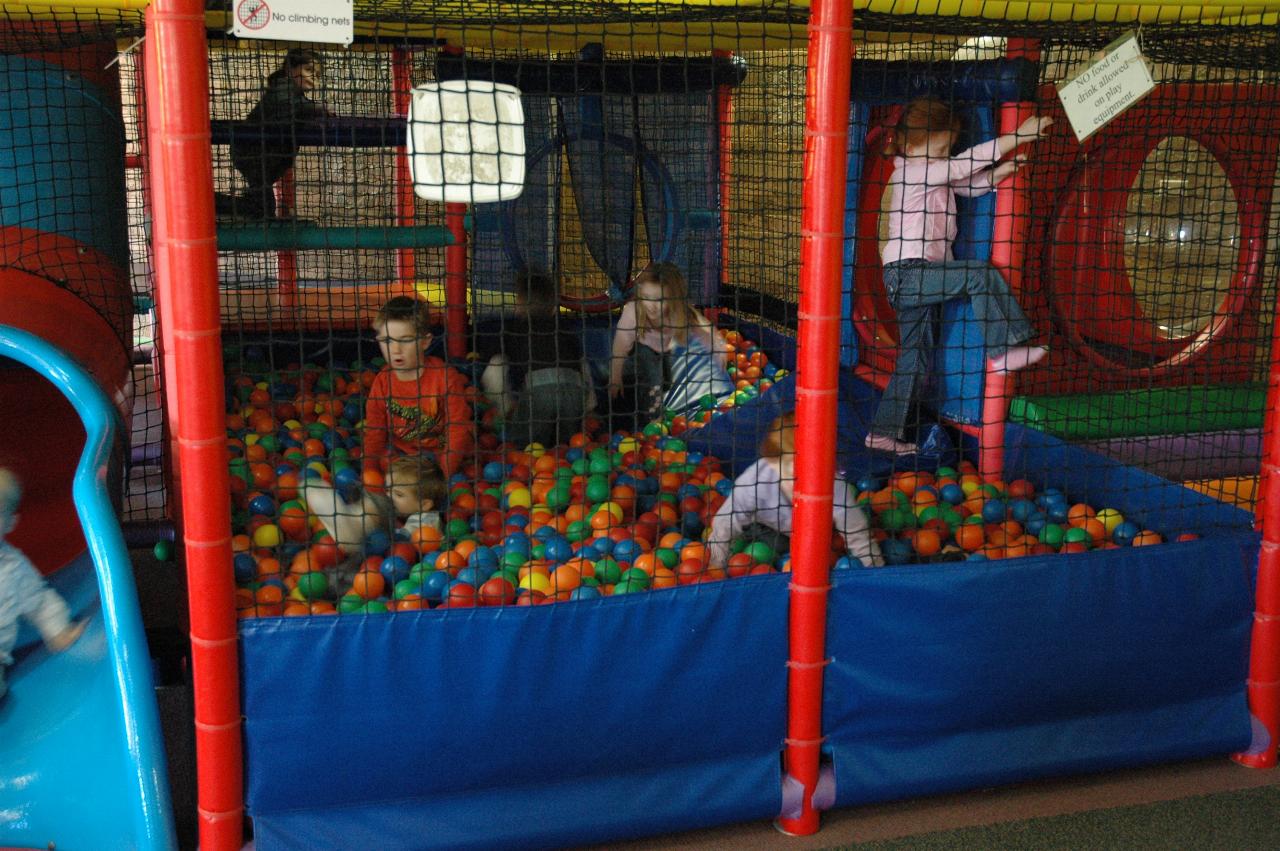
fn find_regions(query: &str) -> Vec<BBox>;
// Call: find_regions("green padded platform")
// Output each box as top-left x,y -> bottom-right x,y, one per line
1008,384 -> 1266,440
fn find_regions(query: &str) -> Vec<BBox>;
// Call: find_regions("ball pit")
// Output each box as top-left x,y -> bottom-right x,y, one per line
224,332 -> 796,618
224,334 -> 1194,619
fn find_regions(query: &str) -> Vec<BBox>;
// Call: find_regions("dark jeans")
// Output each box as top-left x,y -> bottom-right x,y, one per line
870,259 -> 1034,440
506,368 -> 588,449
215,154 -> 294,219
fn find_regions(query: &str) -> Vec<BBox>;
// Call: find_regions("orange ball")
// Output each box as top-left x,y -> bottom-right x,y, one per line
1067,503 -> 1096,527
913,528 -> 942,557
351,570 -> 385,600
410,524 -> 444,555
1132,530 -> 1163,546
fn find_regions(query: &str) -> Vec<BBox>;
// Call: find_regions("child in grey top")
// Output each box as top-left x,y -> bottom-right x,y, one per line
0,468 -> 85,698
707,412 -> 884,570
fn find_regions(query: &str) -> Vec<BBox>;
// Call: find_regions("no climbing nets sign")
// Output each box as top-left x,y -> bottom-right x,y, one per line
1056,32 -> 1155,142
233,0 -> 354,45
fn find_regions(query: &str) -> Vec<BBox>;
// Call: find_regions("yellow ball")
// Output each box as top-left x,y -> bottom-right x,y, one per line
1095,508 -> 1124,534
283,419 -> 303,430
597,501 -> 625,523
255,381 -> 270,391
252,524 -> 283,549
306,461 -> 329,478
525,442 -> 546,458
617,438 -> 640,455
961,479 -> 980,496
506,487 -> 532,509
244,433 -> 261,446
518,572 -> 550,594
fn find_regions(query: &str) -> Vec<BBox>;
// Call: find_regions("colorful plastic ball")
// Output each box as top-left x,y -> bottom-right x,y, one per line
247,493 -> 276,517
880,539 -> 914,565
981,499 -> 1009,524
1112,520 -> 1141,546
1037,523 -> 1065,548
1045,502 -> 1070,524
570,585 -> 601,600
1009,499 -> 1037,523
365,529 -> 391,557
1095,508 -> 1125,535
1024,511 -> 1049,536
585,475 -> 612,504
294,570 -> 329,602
611,539 -> 642,565
543,537 -> 574,564
482,461 -> 506,483
421,570 -> 452,603
233,553 -> 257,583
743,541 -> 775,565
252,524 -> 283,549
939,483 -> 965,505
1063,526 -> 1092,547
379,555 -> 412,586
445,518 -> 472,540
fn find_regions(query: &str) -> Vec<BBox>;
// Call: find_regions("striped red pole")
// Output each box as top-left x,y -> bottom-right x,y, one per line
393,47 -> 417,288
145,2 -> 243,847
777,0 -> 852,836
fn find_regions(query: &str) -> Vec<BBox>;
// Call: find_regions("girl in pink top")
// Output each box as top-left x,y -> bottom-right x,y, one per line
608,262 -> 732,425
866,98 -> 1053,455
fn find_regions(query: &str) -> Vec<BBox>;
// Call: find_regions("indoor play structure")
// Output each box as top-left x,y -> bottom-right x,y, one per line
1,1 -> 1279,850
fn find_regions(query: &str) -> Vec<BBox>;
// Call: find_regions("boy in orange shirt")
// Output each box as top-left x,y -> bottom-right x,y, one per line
363,296 -> 474,479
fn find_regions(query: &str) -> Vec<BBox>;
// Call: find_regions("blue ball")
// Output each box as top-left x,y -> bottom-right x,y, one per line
468,547 -> 498,572
533,524 -> 560,542
939,483 -> 965,505
680,511 -> 703,536
233,553 -> 257,583
677,483 -> 703,501
590,537 -> 615,557
502,533 -> 531,557
1112,520 -> 1141,546
365,528 -> 391,557
611,539 -> 642,564
1024,511 -> 1049,536
687,451 -> 704,465
570,585 -> 602,601
343,401 -> 362,424
320,431 -> 340,452
455,566 -> 490,587
966,552 -> 989,562
1010,498 -> 1036,523
544,537 -> 574,563
379,555 -> 411,586
274,463 -> 297,477
881,538 -> 914,565
1046,503 -> 1070,524
981,499 -> 1009,524
482,461 -> 506,483
714,478 -> 734,497
422,570 -> 452,602
333,466 -> 361,492
565,447 -> 584,463
764,363 -> 778,377
247,493 -> 276,517
615,473 -> 637,489
505,512 -> 529,530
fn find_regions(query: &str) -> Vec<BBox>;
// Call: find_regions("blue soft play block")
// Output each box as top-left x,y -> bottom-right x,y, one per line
823,423 -> 1257,807
241,575 -> 788,850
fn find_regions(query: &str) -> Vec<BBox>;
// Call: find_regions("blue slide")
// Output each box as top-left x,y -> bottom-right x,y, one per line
0,326 -> 176,851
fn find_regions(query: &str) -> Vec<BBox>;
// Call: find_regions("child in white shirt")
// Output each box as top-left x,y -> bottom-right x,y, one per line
387,456 -> 445,537
707,412 -> 884,570
0,468 -> 85,699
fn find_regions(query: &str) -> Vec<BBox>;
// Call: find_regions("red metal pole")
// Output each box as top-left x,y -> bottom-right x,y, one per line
980,38 -> 1040,482
393,47 -> 417,287
776,0 -> 851,836
276,171 -> 298,311
145,3 -> 244,848
444,203 -> 468,357
714,48 -> 734,291
1235,286 -> 1280,768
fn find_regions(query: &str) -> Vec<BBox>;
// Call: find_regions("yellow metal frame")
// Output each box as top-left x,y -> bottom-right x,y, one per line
4,0 -> 1280,34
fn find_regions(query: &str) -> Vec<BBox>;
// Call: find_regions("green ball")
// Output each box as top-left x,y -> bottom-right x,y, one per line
744,541 -> 776,565
917,505 -> 941,525
360,599 -> 389,614
1063,526 -> 1092,546
593,557 -> 622,585
1038,524 -> 1065,547
153,539 -> 174,563
664,438 -> 687,453
257,434 -> 281,453
580,575 -> 600,588
330,447 -> 350,461
566,520 -> 592,543
498,567 -> 521,586
880,508 -> 917,532
409,564 -> 431,584
730,538 -> 747,555
620,567 -> 651,590
611,577 -> 647,595
296,571 -> 329,600
655,547 -> 679,569
585,474 -> 612,504
642,422 -> 665,437
446,518 -> 472,539
306,422 -> 328,439
935,466 -> 958,480
314,374 -> 333,393
546,485 -> 571,510
531,543 -> 546,559
698,393 -> 718,410
937,507 -> 964,529
393,578 -> 420,600
228,458 -> 250,480
338,593 -> 366,613
502,550 -> 528,570
571,458 -> 590,476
